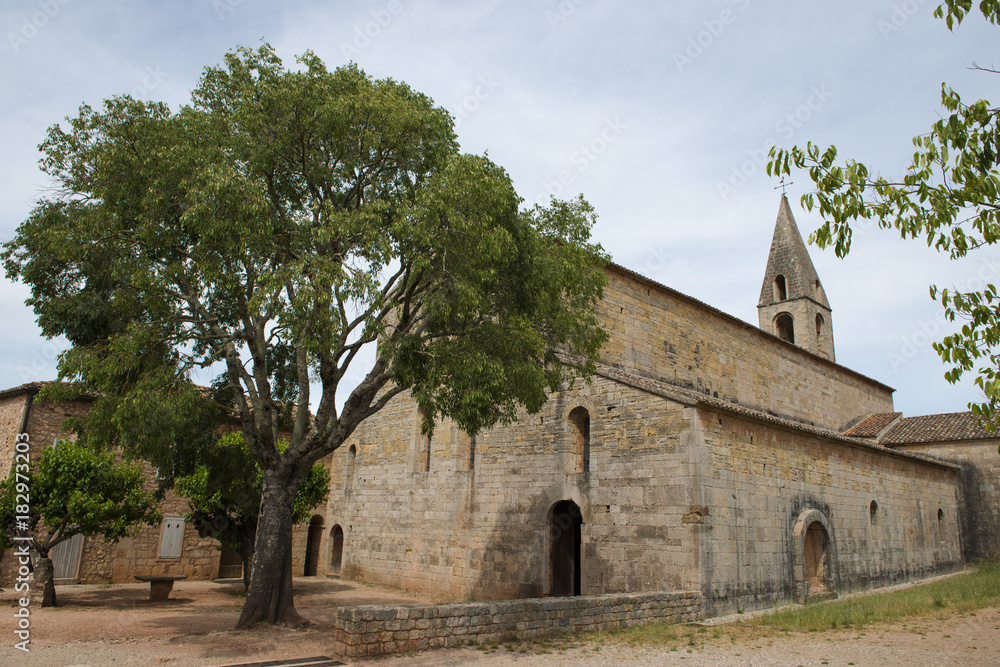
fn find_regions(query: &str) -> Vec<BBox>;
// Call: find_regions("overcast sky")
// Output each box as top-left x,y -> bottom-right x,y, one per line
1,1 -> 996,418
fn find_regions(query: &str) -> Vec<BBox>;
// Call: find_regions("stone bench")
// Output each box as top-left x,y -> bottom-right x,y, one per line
134,575 -> 188,601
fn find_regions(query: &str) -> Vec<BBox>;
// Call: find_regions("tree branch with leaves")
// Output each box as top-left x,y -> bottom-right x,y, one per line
768,0 -> 1000,423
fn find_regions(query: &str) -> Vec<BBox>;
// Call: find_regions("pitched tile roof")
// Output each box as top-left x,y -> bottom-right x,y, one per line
843,412 -> 902,438
881,411 -> 1000,445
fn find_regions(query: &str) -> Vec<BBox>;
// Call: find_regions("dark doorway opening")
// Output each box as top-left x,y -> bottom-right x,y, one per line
550,500 -> 582,596
330,524 -> 344,575
304,515 -> 324,576
217,549 -> 243,579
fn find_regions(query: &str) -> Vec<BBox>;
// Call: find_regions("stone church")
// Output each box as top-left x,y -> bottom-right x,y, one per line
314,195 -> 994,617
2,197 -> 998,619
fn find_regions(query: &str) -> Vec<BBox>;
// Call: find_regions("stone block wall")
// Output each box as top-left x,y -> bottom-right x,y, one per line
0,392 -> 31,480
600,266 -> 894,431
894,440 -> 1000,561
332,590 -> 702,658
327,375 -> 701,601
694,407 -> 964,616
109,483 -> 224,583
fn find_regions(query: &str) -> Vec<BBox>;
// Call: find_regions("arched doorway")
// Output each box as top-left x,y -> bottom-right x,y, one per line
803,521 -> 829,593
303,515 -> 324,576
330,524 -> 344,575
792,508 -> 835,600
550,500 -> 582,596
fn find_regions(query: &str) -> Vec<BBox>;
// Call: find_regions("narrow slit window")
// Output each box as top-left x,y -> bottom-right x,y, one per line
568,407 -> 590,473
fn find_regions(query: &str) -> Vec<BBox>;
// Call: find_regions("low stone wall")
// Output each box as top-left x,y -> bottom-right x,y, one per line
332,590 -> 702,658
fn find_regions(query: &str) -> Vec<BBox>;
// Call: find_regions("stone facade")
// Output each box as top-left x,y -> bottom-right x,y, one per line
0,385 -> 226,585
318,199 -> 967,618
694,406 -> 962,615
842,411 -> 1000,563
599,266 -> 892,432
312,198 -> 977,621
895,440 -> 1000,561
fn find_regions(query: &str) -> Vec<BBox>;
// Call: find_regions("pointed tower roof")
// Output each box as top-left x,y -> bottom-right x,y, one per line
758,195 -> 830,309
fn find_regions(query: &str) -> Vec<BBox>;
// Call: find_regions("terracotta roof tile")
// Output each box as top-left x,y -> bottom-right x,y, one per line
843,412 -> 902,438
881,412 -> 1000,445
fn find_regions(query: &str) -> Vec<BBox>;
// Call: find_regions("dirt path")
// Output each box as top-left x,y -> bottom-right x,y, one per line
1,578 -> 998,666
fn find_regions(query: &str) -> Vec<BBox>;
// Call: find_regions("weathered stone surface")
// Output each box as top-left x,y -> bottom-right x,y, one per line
331,591 -> 702,658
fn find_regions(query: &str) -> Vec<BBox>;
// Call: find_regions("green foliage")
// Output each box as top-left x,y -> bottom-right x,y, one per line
2,43 -> 608,622
174,432 -> 329,552
3,43 -> 608,462
768,3 -> 1000,422
0,440 -> 161,555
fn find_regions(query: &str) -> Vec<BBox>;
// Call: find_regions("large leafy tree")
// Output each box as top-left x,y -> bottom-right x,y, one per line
0,440 -> 161,607
175,433 -> 330,590
768,1 -> 1000,422
3,45 -> 608,626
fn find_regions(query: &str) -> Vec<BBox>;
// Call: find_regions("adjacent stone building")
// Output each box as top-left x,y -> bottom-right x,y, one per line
313,196 -> 974,617
0,382 -> 325,586
846,411 -> 1000,563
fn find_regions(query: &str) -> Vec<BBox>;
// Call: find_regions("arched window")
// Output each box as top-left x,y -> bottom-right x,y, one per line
568,407 -> 590,473
869,500 -> 878,525
815,313 -> 824,339
345,444 -> 356,493
330,525 -> 344,575
774,275 -> 788,301
775,313 -> 795,343
460,431 -> 476,471
414,406 -> 431,473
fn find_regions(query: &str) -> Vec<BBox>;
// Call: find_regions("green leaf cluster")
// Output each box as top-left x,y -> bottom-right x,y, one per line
174,432 -> 329,552
3,44 -> 608,469
0,440 -> 161,555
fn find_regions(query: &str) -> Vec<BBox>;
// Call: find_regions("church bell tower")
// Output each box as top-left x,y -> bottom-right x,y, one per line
757,195 -> 835,361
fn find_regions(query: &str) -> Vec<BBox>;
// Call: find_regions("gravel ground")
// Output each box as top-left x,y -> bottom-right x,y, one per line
0,577 -> 998,666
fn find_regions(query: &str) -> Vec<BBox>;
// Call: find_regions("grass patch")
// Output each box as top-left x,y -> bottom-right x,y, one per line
747,561 -> 1000,634
584,561 -> 1000,650
599,620 -> 681,646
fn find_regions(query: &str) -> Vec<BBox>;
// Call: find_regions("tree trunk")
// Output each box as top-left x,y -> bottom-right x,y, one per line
235,475 -> 303,628
239,522 -> 256,591
31,557 -> 56,607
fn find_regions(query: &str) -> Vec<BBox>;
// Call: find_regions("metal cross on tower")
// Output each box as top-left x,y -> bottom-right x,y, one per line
773,177 -> 794,196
